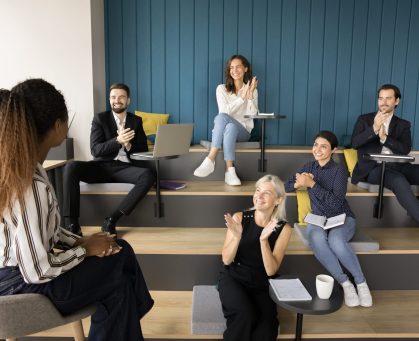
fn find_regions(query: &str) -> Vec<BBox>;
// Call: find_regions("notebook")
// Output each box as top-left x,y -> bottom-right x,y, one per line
159,181 -> 186,190
132,123 -> 193,159
269,278 -> 312,301
304,213 -> 346,230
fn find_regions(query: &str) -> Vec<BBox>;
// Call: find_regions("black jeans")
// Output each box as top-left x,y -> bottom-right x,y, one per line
63,160 -> 155,219
0,239 -> 153,341
367,162 -> 419,223
218,268 -> 279,341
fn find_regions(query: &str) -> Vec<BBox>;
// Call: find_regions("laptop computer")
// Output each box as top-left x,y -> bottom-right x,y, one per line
131,123 -> 194,159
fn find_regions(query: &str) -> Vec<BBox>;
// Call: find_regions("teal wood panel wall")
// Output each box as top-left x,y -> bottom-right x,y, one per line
105,0 -> 419,148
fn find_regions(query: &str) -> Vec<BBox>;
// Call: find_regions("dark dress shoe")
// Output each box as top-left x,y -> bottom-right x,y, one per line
101,217 -> 117,236
67,223 -> 83,237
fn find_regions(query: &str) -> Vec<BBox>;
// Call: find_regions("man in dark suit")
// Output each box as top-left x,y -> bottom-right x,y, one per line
351,84 -> 419,223
63,83 -> 155,236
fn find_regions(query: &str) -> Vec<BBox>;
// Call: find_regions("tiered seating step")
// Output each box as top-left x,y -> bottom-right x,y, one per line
80,180 -> 419,196
82,226 -> 419,255
80,180 -> 418,228
31,290 -> 419,340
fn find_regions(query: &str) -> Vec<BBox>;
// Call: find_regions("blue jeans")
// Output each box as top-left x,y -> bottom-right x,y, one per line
307,217 -> 366,284
211,113 -> 250,161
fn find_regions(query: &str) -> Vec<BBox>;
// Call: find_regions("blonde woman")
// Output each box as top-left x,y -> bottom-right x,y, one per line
218,175 -> 292,341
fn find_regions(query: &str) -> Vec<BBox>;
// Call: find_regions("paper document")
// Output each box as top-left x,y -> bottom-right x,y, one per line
269,278 -> 312,301
304,213 -> 346,230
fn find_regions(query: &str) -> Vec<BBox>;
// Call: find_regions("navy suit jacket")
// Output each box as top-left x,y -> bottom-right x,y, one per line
351,112 -> 412,184
90,111 -> 148,162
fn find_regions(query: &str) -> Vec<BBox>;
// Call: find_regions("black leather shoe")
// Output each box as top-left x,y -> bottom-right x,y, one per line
101,217 -> 117,236
67,223 -> 83,237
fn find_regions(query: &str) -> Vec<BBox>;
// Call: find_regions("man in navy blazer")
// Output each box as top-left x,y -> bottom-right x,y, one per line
63,83 -> 155,235
351,84 -> 419,223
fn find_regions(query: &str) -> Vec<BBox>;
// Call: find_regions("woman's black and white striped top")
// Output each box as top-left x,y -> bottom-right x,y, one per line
0,163 -> 86,284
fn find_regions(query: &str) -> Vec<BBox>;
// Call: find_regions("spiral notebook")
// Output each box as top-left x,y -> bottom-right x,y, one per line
269,278 -> 312,301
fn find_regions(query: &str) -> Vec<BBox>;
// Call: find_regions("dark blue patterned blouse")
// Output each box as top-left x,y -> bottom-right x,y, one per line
284,159 -> 355,219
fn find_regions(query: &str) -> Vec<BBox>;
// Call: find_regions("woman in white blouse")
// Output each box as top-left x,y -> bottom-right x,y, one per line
194,55 -> 258,186
0,79 -> 153,340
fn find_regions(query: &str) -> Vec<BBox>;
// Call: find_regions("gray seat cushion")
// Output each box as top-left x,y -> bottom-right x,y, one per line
192,285 -> 280,335
192,285 -> 226,334
294,223 -> 379,252
0,293 -> 95,339
80,182 -> 134,193
200,140 -> 260,150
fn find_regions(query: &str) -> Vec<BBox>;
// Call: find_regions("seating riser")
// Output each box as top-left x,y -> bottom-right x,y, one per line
138,254 -> 419,291
152,152 -> 346,181
80,195 -> 417,228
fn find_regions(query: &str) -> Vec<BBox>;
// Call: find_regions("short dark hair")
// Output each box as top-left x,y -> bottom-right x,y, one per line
109,83 -> 130,98
377,84 -> 401,100
314,130 -> 338,150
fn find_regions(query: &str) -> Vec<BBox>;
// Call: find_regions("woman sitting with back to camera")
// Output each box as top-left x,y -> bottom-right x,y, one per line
194,54 -> 258,186
284,130 -> 373,308
218,174 -> 292,341
0,79 -> 153,340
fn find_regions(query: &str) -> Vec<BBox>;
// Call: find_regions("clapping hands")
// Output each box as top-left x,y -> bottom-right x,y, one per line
117,127 -> 135,147
241,76 -> 258,100
259,218 -> 279,241
224,213 -> 243,239
294,172 -> 315,189
373,111 -> 391,136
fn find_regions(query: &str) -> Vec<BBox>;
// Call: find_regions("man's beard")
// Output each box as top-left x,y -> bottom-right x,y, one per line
112,104 -> 127,114
379,106 -> 393,114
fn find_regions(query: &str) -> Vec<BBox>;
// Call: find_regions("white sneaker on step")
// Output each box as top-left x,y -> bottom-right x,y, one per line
225,167 -> 241,186
194,157 -> 215,177
341,280 -> 360,307
357,282 -> 373,307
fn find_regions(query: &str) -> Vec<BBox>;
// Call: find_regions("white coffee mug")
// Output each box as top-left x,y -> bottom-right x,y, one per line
316,274 -> 334,299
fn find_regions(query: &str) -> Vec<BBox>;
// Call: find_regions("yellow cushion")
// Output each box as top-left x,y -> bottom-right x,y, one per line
135,111 -> 170,144
296,190 -> 311,225
343,148 -> 358,177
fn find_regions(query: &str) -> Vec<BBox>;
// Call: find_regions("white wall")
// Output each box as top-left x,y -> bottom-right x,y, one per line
0,0 -> 106,160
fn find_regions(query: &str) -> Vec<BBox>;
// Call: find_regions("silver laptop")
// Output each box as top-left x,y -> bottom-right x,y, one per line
132,123 -> 194,159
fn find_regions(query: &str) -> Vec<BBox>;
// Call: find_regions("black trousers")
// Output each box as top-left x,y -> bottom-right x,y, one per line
367,162 -> 419,223
63,160 -> 155,219
0,239 -> 154,341
218,269 -> 279,341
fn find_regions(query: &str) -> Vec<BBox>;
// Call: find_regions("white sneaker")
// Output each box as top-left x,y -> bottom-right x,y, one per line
225,167 -> 241,186
357,282 -> 373,307
341,280 -> 360,307
194,157 -> 215,177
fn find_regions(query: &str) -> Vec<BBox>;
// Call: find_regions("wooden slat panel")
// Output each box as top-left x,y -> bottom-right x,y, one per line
151,0 -> 166,113
193,0 -> 210,142
207,0 -> 224,138
165,0 -> 181,123
105,0 -> 419,148
122,0 -> 138,106
179,0 -> 195,124
292,0 -> 310,145
137,0 -> 152,110
405,0 -> 419,147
